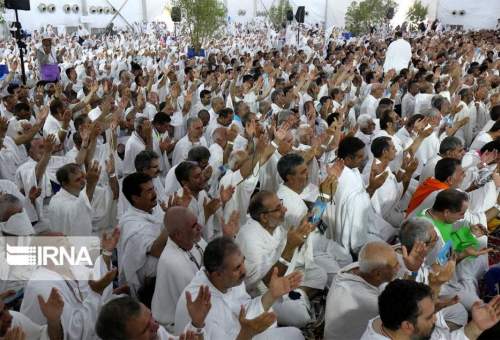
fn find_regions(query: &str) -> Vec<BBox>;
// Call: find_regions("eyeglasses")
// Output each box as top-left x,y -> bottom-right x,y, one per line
263,199 -> 283,214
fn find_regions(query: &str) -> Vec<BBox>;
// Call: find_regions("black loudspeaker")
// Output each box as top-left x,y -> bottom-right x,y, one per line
386,7 -> 395,20
295,6 -> 305,23
5,0 -> 30,10
171,6 -> 181,22
286,9 -> 294,21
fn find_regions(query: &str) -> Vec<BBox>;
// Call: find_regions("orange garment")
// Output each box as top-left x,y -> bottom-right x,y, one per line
406,178 -> 449,216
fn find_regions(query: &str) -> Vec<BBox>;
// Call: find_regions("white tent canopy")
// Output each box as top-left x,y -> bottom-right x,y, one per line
3,0 -> 499,33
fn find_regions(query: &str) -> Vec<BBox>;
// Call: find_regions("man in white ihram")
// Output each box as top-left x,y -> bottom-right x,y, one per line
175,237 -> 306,339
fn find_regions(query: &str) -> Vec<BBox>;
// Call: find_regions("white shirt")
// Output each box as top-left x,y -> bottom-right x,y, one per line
117,205 -> 164,295
325,263 -> 382,340
152,239 -> 207,330
48,188 -> 93,236
171,135 -> 208,166
9,311 -> 51,340
360,94 -> 379,119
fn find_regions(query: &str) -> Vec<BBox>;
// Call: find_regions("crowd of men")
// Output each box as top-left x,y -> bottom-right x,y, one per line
0,17 -> 499,340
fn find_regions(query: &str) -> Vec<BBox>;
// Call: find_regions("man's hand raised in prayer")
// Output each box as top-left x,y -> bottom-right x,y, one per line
236,306 -> 276,340
320,159 -> 344,196
401,241 -> 427,272
465,296 -> 500,340
38,288 -> 64,325
2,327 -> 26,340
101,227 -> 120,253
262,268 -> 303,310
28,186 -> 42,205
367,161 -> 389,197
186,285 -> 212,329
203,197 -> 221,224
429,257 -> 456,288
221,211 -> 240,238
219,185 -> 235,207
89,268 -> 117,296
287,218 -> 315,250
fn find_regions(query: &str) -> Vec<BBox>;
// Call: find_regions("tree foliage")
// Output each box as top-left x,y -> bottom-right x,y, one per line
268,0 -> 293,31
173,0 -> 227,51
345,0 -> 397,36
406,0 -> 428,25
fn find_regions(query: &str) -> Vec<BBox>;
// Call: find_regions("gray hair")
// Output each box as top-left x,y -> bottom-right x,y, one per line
0,194 -> 22,221
187,117 -> 201,130
357,114 -> 373,129
399,218 -> 433,253
134,116 -> 148,131
439,136 -> 463,155
358,241 -> 390,274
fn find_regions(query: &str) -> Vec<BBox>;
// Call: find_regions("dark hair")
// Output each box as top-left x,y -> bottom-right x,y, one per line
380,111 -> 395,130
379,279 -> 432,331
122,173 -> 152,205
371,136 -> 392,158
134,150 -> 159,173
73,115 -> 89,132
277,153 -> 304,182
490,120 -> 500,133
153,112 -> 171,125
56,163 -> 81,186
95,296 -> 142,340
14,102 -> 30,115
434,158 -> 461,182
432,188 -> 468,213
187,146 -> 210,163
337,136 -> 365,159
248,191 -> 275,222
49,98 -> 64,116
218,107 -> 234,118
480,139 -> 500,154
175,161 -> 199,185
200,89 -> 211,99
204,237 -> 240,273
490,105 -> 500,121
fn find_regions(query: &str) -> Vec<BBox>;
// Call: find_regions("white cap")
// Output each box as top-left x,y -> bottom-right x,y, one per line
1,211 -> 35,236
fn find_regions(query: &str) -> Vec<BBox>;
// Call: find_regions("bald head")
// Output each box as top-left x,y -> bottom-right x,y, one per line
358,241 -> 397,274
165,206 -> 195,234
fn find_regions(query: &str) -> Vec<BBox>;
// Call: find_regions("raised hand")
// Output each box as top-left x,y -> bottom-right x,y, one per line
36,106 -> 50,123
470,296 -> 500,332
89,268 -> 117,295
203,197 -> 221,220
105,155 -> 115,177
0,116 -> 9,134
86,161 -> 102,186
368,161 -> 389,194
38,287 -> 64,324
219,185 -> 235,205
43,134 -> 57,154
480,150 -> 497,166
401,241 -> 427,272
221,211 -> 240,238
288,218 -> 315,249
28,186 -> 42,204
238,307 -> 276,340
202,165 -> 213,181
2,327 -> 26,340
186,285 -> 212,328
429,258 -> 456,287
268,267 -> 303,299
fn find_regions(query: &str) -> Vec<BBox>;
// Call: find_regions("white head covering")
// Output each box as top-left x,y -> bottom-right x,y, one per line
1,211 -> 35,236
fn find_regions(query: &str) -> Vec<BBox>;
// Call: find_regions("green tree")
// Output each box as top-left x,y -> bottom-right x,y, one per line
406,0 -> 428,25
345,0 -> 397,36
173,0 -> 227,52
268,0 -> 293,31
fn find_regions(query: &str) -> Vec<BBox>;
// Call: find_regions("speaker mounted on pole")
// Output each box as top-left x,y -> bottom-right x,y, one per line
295,6 -> 305,23
171,7 -> 181,23
5,0 -> 31,11
286,9 -> 294,22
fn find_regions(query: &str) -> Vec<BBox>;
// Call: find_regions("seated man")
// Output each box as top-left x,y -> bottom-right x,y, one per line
324,242 -> 400,340
237,191 -> 317,327
361,279 -> 500,340
96,293 -> 210,340
418,189 -> 491,310
175,237 -> 305,340
117,173 -> 167,299
151,207 -> 207,332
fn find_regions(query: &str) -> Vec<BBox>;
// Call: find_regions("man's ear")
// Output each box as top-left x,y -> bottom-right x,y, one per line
400,320 -> 415,335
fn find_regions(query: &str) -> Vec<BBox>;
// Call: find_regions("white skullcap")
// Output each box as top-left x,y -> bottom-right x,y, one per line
357,114 -> 373,128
